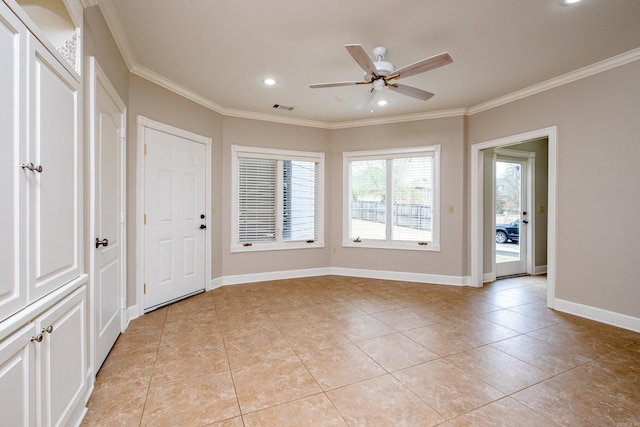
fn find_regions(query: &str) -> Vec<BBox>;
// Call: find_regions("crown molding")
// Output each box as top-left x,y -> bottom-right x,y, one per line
468,47 -> 640,115
130,64 -> 227,115
223,109 -> 332,129
80,0 -> 99,7
329,108 -> 468,129
96,2 -> 639,128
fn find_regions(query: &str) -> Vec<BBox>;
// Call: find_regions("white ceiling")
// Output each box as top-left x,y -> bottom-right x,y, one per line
102,0 -> 640,126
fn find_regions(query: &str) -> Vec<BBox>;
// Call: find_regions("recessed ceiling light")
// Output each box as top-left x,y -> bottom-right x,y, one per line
558,0 -> 583,5
263,78 -> 277,86
377,100 -> 389,106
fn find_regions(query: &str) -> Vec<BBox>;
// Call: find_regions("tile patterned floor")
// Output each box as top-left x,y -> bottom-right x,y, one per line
82,275 -> 640,426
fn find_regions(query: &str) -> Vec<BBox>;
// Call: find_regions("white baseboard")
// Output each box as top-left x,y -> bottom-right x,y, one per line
554,298 -> 640,333
329,267 -> 467,286
533,265 -> 548,275
211,267 -> 332,289
126,305 -> 140,323
209,267 -> 468,289
483,271 -> 496,283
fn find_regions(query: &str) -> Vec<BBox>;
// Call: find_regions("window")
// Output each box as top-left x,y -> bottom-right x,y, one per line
232,145 -> 324,252
343,145 -> 440,251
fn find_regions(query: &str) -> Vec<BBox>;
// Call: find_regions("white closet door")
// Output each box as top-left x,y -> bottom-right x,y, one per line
28,36 -> 82,301
89,58 -> 126,371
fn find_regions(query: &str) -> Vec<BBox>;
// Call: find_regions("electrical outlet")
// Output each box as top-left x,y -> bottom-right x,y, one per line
537,205 -> 545,214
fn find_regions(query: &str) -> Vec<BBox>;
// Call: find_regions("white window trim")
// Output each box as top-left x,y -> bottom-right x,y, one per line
231,144 -> 325,253
342,145 -> 440,251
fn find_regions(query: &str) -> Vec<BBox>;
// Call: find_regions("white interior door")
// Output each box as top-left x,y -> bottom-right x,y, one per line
144,128 -> 207,311
495,156 -> 528,277
89,58 -> 126,371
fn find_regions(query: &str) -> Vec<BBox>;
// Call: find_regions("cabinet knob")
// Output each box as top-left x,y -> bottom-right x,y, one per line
43,325 -> 54,334
21,162 -> 43,173
31,334 -> 43,343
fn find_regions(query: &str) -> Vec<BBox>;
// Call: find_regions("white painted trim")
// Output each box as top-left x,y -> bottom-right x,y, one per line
93,2 -> 640,129
215,268 -> 332,288
136,116 -> 212,313
470,127 -> 557,308
330,268 -> 467,286
554,298 -> 640,333
533,265 -> 547,275
468,47 -> 640,115
85,57 -> 127,379
484,272 -> 496,283
126,305 -> 139,324
207,268 -> 469,290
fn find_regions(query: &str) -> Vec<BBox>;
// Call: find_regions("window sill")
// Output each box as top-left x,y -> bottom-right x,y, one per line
231,241 -> 325,253
342,240 -> 440,252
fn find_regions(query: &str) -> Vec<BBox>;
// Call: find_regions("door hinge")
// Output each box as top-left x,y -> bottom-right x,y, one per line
144,283 -> 147,294
144,214 -> 146,225
144,144 -> 147,155
117,127 -> 126,140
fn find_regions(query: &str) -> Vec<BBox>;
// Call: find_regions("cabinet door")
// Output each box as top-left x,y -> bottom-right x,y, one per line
37,286 -> 87,427
27,36 -> 82,302
0,324 -> 37,427
0,2 -> 28,322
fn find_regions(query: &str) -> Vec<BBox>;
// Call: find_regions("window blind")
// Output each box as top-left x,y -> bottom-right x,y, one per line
238,157 -> 276,242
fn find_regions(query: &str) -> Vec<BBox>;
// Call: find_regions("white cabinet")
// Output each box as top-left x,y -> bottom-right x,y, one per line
0,0 -> 82,319
37,286 -> 88,427
27,26 -> 82,303
0,0 -> 28,325
0,1 -> 88,425
0,324 -> 36,426
0,286 -> 87,427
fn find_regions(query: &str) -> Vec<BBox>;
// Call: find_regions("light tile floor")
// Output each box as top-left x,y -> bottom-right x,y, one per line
82,275 -> 640,426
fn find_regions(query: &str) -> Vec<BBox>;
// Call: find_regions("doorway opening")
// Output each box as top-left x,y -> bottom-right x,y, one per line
470,127 -> 556,309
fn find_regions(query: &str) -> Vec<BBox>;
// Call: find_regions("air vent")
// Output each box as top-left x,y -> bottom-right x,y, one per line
273,104 -> 295,111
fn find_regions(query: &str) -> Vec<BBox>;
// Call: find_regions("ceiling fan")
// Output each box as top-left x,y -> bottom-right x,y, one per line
309,44 -> 453,109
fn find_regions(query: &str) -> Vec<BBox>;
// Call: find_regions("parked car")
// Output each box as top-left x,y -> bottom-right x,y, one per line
496,219 -> 519,243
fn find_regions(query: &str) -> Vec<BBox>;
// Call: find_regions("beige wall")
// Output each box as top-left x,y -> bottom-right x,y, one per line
82,6 -> 128,102
83,6 -> 639,322
220,117 -> 332,277
127,75 -> 224,306
329,117 -> 467,278
469,60 -> 640,318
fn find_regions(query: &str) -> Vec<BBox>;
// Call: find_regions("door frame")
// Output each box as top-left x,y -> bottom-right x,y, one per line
493,148 -> 535,278
136,116 -> 212,315
86,57 -> 127,373
470,126 -> 557,308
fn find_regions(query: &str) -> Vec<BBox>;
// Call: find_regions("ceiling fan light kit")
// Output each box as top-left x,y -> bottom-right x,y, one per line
309,44 -> 453,110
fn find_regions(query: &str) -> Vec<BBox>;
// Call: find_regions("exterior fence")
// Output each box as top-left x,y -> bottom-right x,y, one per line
351,201 -> 432,231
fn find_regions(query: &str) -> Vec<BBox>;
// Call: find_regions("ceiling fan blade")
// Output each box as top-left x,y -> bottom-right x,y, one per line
388,83 -> 435,101
355,89 -> 376,110
309,81 -> 362,88
345,44 -> 378,79
392,52 -> 453,80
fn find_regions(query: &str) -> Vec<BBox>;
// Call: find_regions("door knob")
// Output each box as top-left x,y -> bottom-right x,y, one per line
199,224 -> 206,230
95,238 -> 109,248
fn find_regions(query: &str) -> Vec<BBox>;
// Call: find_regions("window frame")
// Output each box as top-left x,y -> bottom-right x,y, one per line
231,144 -> 325,253
342,145 -> 441,251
